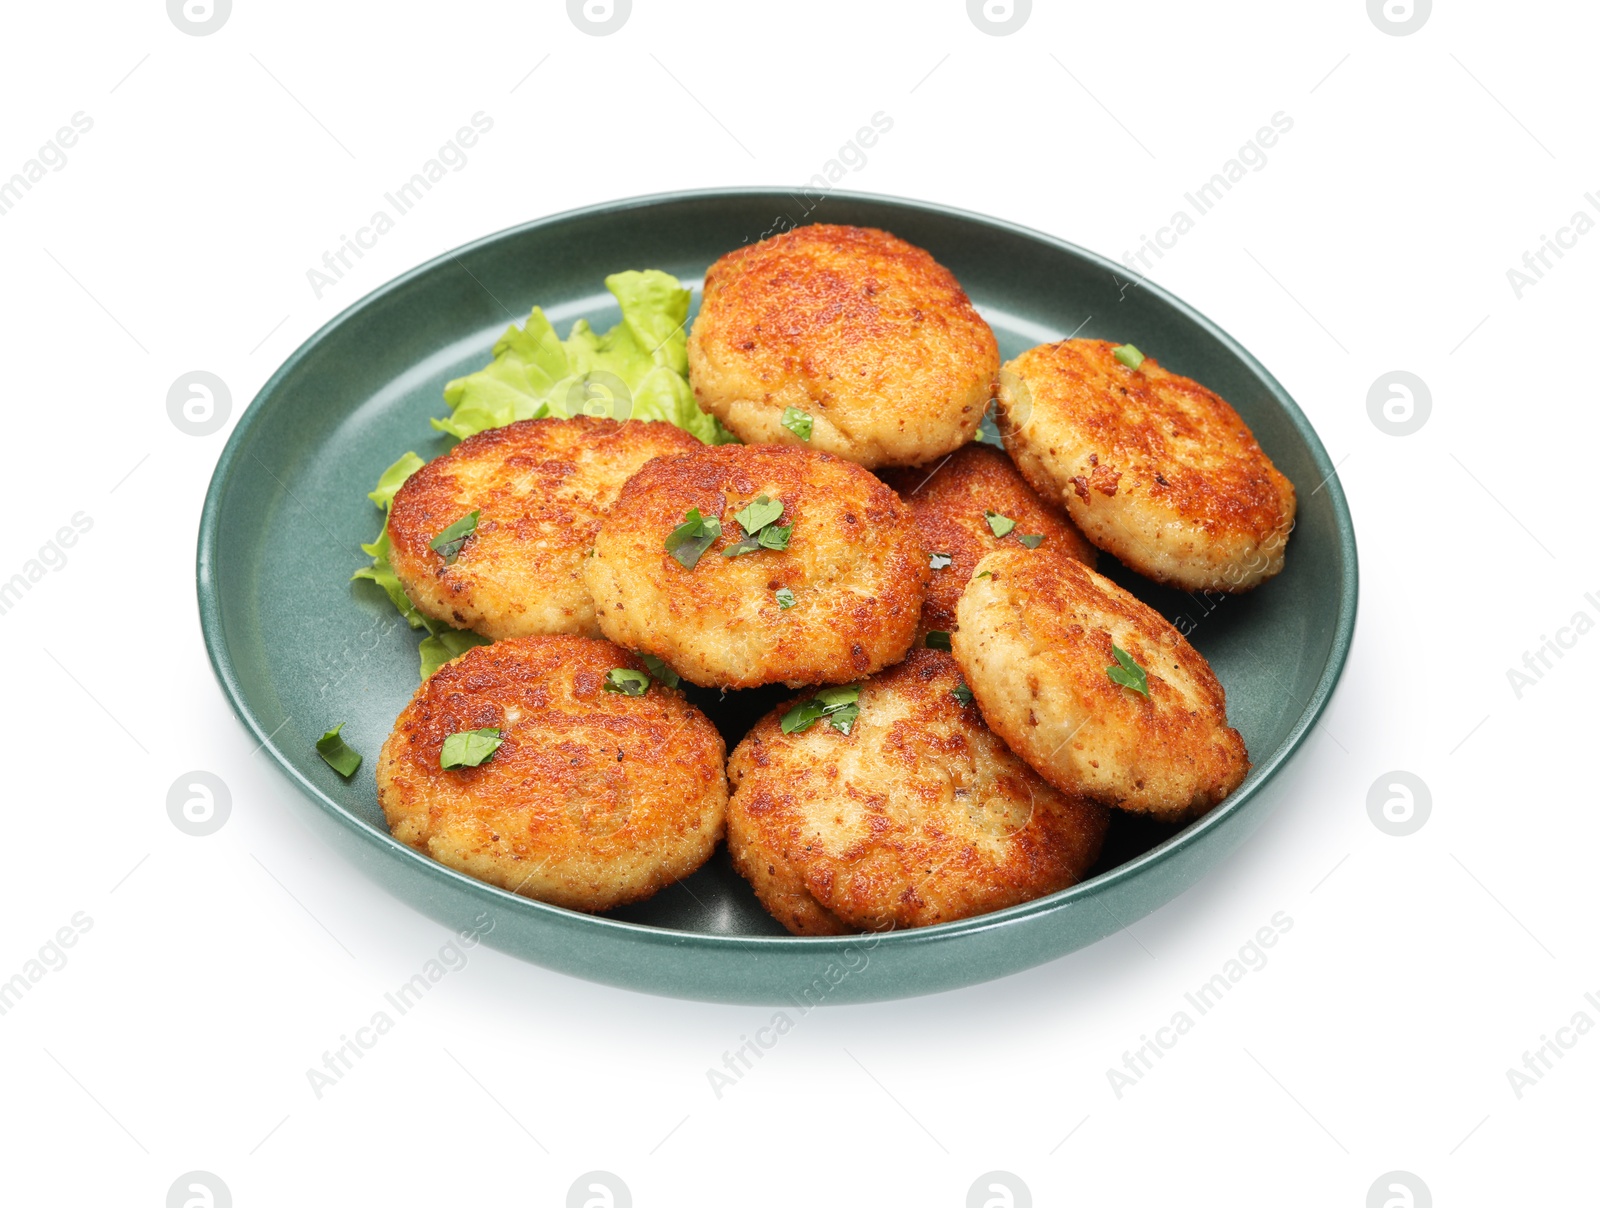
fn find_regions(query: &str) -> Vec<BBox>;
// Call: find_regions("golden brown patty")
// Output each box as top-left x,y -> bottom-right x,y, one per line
375,635 -> 726,912
686,224 -> 999,468
953,546 -> 1248,822
880,443 -> 1097,638
726,649 -> 1108,935
583,443 -> 929,689
996,339 -> 1295,592
386,417 -> 703,639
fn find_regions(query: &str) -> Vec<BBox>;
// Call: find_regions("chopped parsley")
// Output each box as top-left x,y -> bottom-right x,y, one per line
781,407 -> 814,441
952,683 -> 975,707
1018,534 -> 1045,549
315,723 -> 362,777
735,496 -> 784,534
985,510 -> 1016,539
780,684 -> 861,735
723,495 -> 791,557
665,507 -> 722,569
440,727 -> 503,769
429,510 -> 480,564
823,702 -> 859,735
929,553 -> 953,570
775,587 -> 797,609
638,654 -> 679,689
1113,344 -> 1145,370
1106,643 -> 1149,698
604,668 -> 650,696
925,630 -> 953,651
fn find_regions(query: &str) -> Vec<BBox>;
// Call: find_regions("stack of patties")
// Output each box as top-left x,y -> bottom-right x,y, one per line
370,222 -> 1295,934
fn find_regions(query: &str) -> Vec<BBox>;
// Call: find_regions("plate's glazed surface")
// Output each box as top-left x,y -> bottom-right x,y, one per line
197,190 -> 1357,1003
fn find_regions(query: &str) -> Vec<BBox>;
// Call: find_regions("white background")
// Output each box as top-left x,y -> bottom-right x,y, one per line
1,1 -> 1594,1204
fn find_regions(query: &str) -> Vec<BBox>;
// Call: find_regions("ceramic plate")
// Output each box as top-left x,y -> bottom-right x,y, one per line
197,189 -> 1357,1003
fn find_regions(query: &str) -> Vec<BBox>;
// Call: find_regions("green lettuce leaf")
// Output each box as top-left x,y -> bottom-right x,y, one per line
352,451 -> 489,678
419,629 -> 491,679
367,451 -> 425,508
354,271 -> 739,680
434,270 -> 737,445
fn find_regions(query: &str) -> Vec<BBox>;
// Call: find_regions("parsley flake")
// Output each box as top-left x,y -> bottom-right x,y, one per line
430,510 -> 480,564
735,495 -> 784,534
1106,643 -> 1150,698
604,668 -> 650,696
929,553 -> 953,570
639,654 -> 679,689
825,703 -> 860,735
952,683 -> 975,707
775,587 -> 797,609
781,684 -> 862,735
985,510 -> 1016,539
723,496 -> 791,557
315,723 -> 362,777
925,630 -> 953,651
440,727 -> 503,769
665,508 -> 722,569
1018,534 -> 1045,549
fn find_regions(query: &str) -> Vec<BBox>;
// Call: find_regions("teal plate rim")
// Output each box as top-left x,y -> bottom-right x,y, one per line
197,188 -> 1358,984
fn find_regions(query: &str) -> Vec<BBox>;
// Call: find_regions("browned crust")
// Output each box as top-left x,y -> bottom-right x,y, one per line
387,417 -> 703,639
686,224 -> 999,467
879,443 -> 1097,636
726,649 -> 1109,935
952,546 -> 1249,822
998,339 -> 1295,592
584,443 -> 930,689
375,635 -> 727,912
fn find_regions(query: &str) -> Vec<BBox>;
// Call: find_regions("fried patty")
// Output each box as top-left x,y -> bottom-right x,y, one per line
687,224 -> 999,468
880,443 -> 1097,638
726,649 -> 1108,935
386,417 -> 703,639
584,443 -> 929,689
996,339 -> 1295,592
375,635 -> 726,912
952,546 -> 1248,822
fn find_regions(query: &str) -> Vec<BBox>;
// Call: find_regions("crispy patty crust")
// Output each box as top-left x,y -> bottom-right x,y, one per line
952,546 -> 1248,822
880,443 -> 1097,637
687,224 -> 999,468
584,443 -> 929,689
376,635 -> 726,911
996,339 -> 1295,592
726,650 -> 1108,935
387,417 -> 703,639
